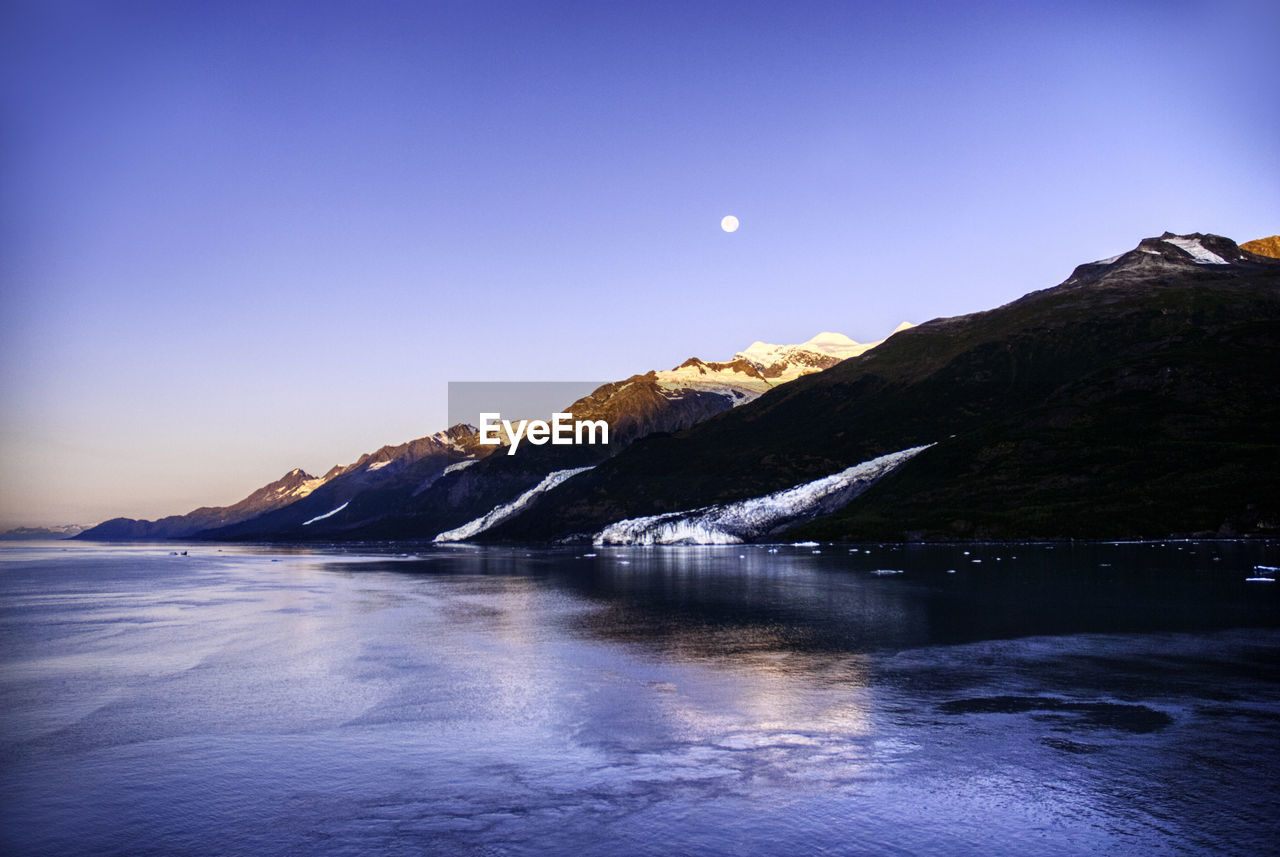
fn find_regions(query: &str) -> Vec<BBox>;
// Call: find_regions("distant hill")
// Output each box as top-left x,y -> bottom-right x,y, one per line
0,524 -> 87,540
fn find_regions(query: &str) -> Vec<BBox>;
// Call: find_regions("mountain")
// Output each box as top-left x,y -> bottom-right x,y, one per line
0,524 -> 88,540
482,232 -> 1280,543
736,327 -> 913,381
78,467 -> 331,540
1242,235 -> 1280,259
190,424 -> 495,541
187,329 -> 902,542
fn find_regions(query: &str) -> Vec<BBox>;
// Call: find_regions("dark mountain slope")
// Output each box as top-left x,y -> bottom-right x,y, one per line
334,378 -> 758,540
197,424 -> 492,541
489,233 -> 1280,542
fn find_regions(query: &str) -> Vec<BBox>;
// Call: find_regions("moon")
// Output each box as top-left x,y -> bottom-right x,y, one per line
720,215 -> 739,233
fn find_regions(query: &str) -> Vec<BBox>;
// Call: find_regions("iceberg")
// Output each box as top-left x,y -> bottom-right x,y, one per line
593,444 -> 933,545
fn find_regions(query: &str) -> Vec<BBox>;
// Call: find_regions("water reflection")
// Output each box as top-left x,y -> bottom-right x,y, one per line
324,540 -> 1280,664
3,541 -> 1277,857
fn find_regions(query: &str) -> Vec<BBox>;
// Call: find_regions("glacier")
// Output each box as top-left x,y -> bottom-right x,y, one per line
592,445 -> 933,545
302,501 -> 349,526
434,466 -> 596,542
1163,236 -> 1229,265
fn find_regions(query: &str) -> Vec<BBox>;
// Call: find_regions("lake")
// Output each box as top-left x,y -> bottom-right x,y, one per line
2,540 -> 1278,856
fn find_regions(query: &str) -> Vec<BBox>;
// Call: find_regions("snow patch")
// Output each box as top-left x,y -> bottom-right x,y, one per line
800,331 -> 863,355
593,444 -> 933,545
302,501 -> 349,526
290,478 -> 326,498
443,459 -> 478,475
366,460 -> 390,471
1163,236 -> 1229,265
434,466 -> 595,542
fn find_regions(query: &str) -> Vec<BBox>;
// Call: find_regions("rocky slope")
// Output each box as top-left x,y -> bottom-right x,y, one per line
1242,235 -> 1280,259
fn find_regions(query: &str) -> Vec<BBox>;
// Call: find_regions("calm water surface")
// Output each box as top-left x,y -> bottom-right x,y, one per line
1,540 -> 1278,856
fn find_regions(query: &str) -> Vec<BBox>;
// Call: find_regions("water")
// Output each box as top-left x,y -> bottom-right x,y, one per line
2,540 -> 1278,856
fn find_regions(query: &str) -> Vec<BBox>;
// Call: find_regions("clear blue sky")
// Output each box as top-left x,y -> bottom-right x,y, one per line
2,0 -> 1277,527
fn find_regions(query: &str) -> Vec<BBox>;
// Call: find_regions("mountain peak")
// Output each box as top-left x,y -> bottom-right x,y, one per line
1065,232 -> 1277,288
801,331 -> 860,349
1242,235 -> 1280,259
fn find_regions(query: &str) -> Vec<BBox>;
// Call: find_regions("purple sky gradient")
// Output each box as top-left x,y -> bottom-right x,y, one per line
2,0 -> 1277,527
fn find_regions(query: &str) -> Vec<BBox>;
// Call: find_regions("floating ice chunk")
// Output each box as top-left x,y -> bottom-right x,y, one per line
870,569 -> 903,576
434,467 -> 595,542
593,445 -> 933,545
302,501 -> 349,526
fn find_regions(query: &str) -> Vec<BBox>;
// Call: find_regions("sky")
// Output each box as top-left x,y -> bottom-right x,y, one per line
1,0 -> 1277,528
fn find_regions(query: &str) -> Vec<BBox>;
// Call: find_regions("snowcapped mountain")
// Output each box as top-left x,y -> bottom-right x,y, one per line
566,324 -> 915,443
192,423 -> 496,540
733,327 -> 913,383
84,327 -> 898,543
0,524 -> 89,540
485,232 -> 1280,543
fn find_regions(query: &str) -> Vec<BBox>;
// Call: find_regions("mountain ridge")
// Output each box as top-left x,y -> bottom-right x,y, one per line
483,232 -> 1280,542
78,329 -> 893,541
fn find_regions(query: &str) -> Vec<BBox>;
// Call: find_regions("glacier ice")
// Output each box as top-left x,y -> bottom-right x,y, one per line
302,501 -> 349,526
1162,236 -> 1229,265
434,466 -> 595,542
593,444 -> 933,545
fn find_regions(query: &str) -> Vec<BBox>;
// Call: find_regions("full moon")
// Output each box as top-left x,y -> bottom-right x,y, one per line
721,215 -> 739,233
